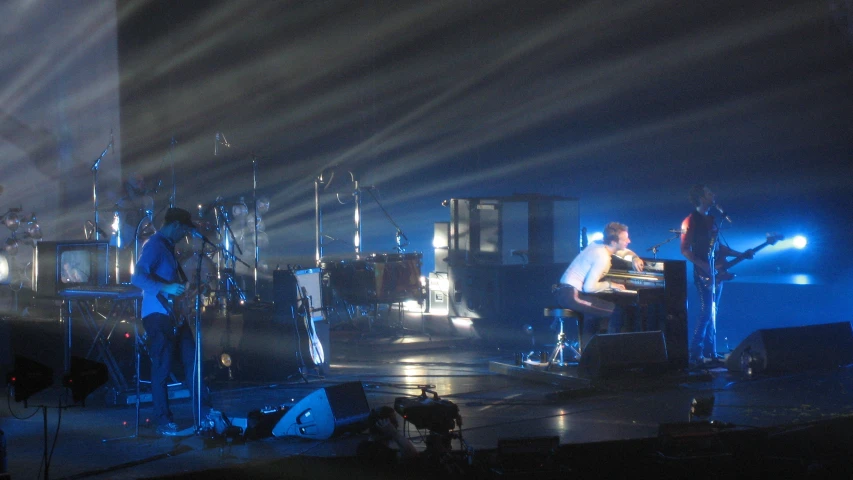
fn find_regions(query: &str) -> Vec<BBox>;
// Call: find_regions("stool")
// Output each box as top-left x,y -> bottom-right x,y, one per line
543,307 -> 582,368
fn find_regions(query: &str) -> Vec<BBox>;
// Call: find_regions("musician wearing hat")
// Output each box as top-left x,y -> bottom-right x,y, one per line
131,207 -> 203,436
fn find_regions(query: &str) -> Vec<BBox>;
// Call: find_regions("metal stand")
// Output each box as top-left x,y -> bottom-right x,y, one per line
544,308 -> 580,369
314,169 -> 361,264
646,229 -> 682,259
708,235 -> 719,359
191,237 -> 218,432
58,286 -> 143,441
89,133 -> 114,241
102,302 -> 142,442
250,154 -> 260,301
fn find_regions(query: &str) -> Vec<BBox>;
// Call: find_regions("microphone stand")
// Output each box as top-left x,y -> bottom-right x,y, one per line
192,235 -> 220,431
251,154 -> 260,302
708,223 -> 721,359
646,231 -> 682,259
168,137 -> 177,208
364,186 -> 409,253
90,135 -> 114,241
215,132 -> 262,301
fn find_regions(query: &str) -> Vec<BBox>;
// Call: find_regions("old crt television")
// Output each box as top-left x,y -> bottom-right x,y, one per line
33,241 -> 110,297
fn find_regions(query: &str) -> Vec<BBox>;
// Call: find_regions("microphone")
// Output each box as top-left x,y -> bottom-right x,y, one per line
669,228 -> 685,234
191,227 -> 215,246
215,133 -> 220,156
714,204 -> 732,223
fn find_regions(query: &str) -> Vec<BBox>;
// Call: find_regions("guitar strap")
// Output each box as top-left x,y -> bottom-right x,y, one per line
176,258 -> 188,284
168,238 -> 188,284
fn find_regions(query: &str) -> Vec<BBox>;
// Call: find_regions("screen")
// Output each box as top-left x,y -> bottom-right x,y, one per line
59,250 -> 93,283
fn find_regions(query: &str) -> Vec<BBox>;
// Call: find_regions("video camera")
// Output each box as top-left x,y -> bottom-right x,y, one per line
393,385 -> 462,434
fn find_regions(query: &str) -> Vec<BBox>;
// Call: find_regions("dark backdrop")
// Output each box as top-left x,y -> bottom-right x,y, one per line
115,0 -> 853,344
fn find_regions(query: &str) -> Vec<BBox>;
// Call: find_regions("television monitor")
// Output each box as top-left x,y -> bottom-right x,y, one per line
32,241 -> 110,297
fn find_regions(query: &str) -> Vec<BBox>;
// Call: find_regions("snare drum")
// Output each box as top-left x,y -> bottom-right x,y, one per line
321,252 -> 422,305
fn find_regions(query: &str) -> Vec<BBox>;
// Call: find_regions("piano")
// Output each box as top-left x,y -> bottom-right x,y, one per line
597,258 -> 688,370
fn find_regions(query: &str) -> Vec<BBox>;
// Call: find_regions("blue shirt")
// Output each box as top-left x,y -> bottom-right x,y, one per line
131,232 -> 184,318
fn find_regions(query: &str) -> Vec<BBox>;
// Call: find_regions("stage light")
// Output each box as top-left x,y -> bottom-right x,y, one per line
792,235 -> 807,249
589,232 -> 603,242
219,353 -> 232,368
6,355 -> 54,403
0,253 -> 9,284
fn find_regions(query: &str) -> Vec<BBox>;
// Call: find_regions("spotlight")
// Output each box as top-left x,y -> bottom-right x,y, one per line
219,353 -> 232,368
589,232 -> 603,242
792,235 -> 807,249
6,355 -> 54,403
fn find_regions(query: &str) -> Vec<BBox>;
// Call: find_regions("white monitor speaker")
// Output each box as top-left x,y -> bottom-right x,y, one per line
271,381 -> 370,440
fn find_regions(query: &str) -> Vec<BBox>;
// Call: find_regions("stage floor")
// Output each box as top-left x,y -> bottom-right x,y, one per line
3,316 -> 853,479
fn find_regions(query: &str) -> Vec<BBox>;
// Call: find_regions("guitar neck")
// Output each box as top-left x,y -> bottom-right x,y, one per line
721,241 -> 770,271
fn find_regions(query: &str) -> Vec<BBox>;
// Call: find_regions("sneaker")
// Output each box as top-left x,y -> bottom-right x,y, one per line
156,422 -> 180,437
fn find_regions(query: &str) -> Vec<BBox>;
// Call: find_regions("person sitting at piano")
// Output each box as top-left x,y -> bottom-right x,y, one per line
681,184 -> 752,366
131,207 -> 206,436
554,222 -> 644,349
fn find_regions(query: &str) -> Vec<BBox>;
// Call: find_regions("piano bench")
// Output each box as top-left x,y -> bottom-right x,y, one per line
544,307 -> 579,319
543,307 -> 582,367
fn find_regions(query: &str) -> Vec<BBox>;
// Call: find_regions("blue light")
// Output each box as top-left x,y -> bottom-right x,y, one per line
792,235 -> 807,249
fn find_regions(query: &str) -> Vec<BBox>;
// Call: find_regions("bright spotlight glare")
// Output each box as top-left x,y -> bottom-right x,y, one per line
589,232 -> 603,242
792,235 -> 807,249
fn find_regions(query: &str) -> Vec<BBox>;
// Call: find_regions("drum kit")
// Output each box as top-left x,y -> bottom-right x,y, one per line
0,206 -> 41,312
1,207 -> 42,288
312,169 -> 427,331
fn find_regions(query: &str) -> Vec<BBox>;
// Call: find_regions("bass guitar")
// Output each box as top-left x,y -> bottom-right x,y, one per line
700,233 -> 784,285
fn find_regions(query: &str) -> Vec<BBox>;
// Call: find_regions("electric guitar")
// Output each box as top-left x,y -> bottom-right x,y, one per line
297,285 -> 325,368
699,233 -> 784,286
157,290 -> 191,329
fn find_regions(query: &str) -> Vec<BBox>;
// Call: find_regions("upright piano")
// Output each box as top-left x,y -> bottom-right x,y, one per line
598,258 -> 688,370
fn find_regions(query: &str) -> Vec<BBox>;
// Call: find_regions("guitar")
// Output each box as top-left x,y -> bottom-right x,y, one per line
157,291 -> 191,329
699,233 -> 784,285
297,285 -> 325,368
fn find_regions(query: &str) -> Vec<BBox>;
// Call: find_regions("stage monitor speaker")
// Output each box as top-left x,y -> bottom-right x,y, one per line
271,381 -> 370,440
579,331 -> 668,378
725,322 -> 853,374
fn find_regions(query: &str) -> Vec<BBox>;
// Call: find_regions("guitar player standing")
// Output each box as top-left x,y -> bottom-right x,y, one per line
131,207 -> 202,436
680,185 -> 752,367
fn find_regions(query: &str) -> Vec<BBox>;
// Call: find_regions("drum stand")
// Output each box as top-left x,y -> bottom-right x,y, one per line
387,301 -> 429,339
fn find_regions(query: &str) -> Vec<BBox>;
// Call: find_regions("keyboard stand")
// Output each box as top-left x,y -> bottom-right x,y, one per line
59,285 -> 143,440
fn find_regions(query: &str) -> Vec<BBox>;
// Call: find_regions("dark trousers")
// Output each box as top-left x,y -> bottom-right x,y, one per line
554,286 -> 623,349
142,313 -> 196,426
689,276 -> 723,360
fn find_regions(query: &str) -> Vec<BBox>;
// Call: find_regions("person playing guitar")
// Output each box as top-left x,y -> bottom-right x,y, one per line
680,185 -> 754,367
131,207 -> 205,436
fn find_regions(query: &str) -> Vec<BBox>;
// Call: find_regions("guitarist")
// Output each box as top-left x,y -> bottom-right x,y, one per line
680,185 -> 753,367
131,207 -> 203,436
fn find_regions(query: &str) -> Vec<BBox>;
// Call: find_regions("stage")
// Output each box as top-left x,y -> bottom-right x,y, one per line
3,309 -> 853,479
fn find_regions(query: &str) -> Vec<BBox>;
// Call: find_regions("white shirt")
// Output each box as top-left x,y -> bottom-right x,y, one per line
560,242 -> 613,293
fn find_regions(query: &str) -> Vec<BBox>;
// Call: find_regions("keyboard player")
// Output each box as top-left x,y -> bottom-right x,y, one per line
553,222 -> 644,349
